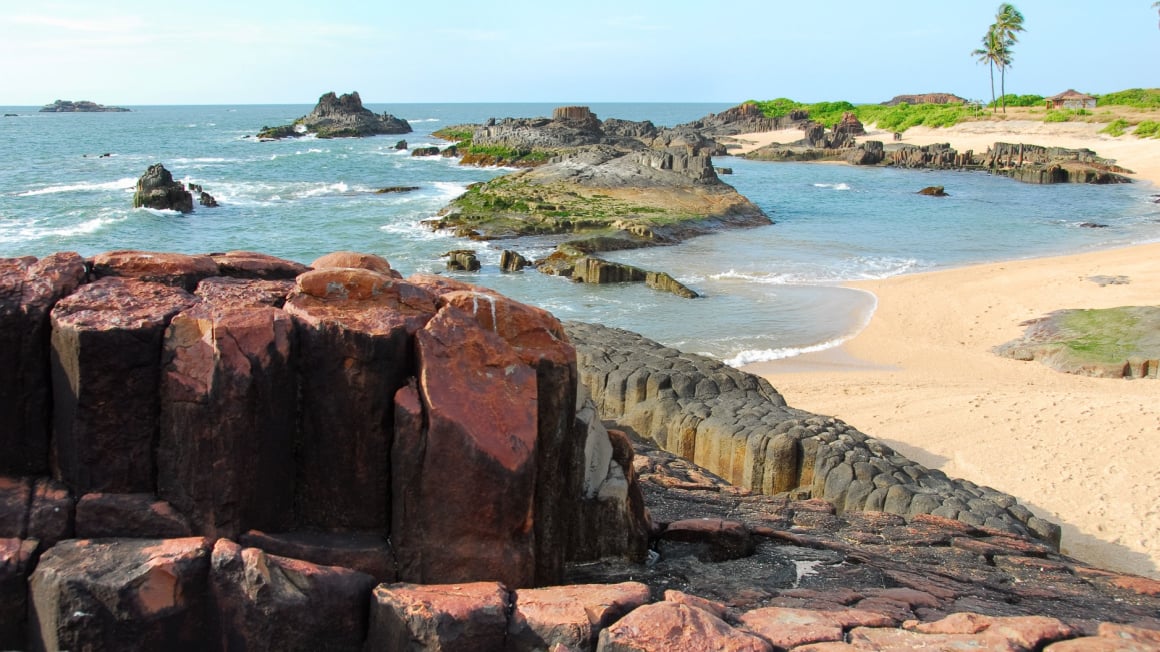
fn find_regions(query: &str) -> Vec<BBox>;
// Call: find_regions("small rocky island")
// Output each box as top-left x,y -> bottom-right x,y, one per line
428,106 -> 769,297
39,100 -> 130,113
257,91 -> 411,140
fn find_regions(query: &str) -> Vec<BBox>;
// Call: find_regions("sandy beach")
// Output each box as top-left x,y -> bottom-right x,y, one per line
736,121 -> 1160,579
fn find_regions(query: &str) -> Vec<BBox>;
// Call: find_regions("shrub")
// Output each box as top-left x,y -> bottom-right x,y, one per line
1134,121 -> 1160,138
990,94 -> 1045,108
1100,119 -> 1130,137
1096,88 -> 1160,109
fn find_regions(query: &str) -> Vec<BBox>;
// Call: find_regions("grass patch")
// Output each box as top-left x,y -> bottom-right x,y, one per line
1096,88 -> 1160,109
1100,119 -> 1130,137
1134,121 -> 1160,138
749,97 -> 979,132
989,94 -> 1045,108
1044,108 -> 1091,123
1057,308 -> 1141,363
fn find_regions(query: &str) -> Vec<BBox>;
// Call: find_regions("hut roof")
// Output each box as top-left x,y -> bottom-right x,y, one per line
1047,89 -> 1096,101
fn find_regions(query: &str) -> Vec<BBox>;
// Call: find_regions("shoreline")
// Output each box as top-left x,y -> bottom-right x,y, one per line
745,242 -> 1160,579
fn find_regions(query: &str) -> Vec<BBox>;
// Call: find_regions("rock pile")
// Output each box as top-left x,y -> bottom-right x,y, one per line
0,249 -> 646,649
132,163 -> 194,212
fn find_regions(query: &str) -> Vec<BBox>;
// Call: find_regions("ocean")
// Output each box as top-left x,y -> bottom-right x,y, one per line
2,102 -> 1158,366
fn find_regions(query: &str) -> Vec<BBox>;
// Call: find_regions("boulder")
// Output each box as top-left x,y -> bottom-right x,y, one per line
158,296 -> 297,538
918,185 -> 949,197
508,582 -> 651,652
411,146 -> 441,156
365,582 -> 511,652
0,253 -> 87,475
28,537 -> 212,652
132,164 -> 194,212
209,251 -> 308,280
0,537 -> 38,650
239,530 -> 397,582
284,268 -> 436,530
309,250 -> 400,277
75,493 -> 192,539
209,539 -> 376,651
501,249 -> 531,272
50,278 -> 198,493
595,601 -> 772,651
444,249 -> 481,271
89,250 -> 219,291
392,306 -> 540,587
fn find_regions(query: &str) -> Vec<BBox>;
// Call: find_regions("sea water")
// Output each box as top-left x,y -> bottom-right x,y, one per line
2,103 -> 1157,365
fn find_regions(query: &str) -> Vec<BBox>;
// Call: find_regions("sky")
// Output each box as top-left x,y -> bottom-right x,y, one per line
1,0 -> 1157,106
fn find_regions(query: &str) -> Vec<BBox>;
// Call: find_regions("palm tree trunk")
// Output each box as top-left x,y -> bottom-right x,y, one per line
1000,66 -> 1007,113
989,63 -> 996,114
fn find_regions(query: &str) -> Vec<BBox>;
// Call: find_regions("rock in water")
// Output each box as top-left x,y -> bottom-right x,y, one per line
918,186 -> 949,197
133,164 -> 193,212
256,91 -> 412,139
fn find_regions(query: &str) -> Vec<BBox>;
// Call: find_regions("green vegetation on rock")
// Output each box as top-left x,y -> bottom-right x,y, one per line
995,306 -> 1160,378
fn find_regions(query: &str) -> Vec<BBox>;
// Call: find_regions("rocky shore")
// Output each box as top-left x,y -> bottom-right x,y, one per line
2,249 -> 1158,650
39,100 -> 129,113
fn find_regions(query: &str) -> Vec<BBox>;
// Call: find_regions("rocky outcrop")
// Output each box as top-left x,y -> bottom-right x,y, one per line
995,306 -> 1160,378
918,185 -> 949,197
564,321 -> 1060,545
39,100 -> 129,112
680,102 -> 810,140
981,142 -> 1134,184
256,91 -> 411,139
882,93 -> 969,106
132,164 -> 194,212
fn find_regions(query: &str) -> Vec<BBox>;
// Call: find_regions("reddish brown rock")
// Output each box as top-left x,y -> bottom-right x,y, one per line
0,253 -> 87,475
665,589 -> 731,620
209,539 -> 375,651
904,612 -> 1075,648
0,476 -> 31,539
50,277 -> 197,493
393,306 -> 539,586
508,582 -> 651,651
89,250 -> 219,291
28,537 -> 212,652
159,299 -> 296,538
310,250 -> 400,278
24,477 -> 73,547
366,581 -> 511,652
739,606 -> 897,649
193,275 -> 294,307
0,538 -> 38,649
239,529 -> 397,582
1110,574 -> 1160,596
596,601 -> 772,651
285,268 -> 436,530
407,273 -> 498,297
75,493 -> 192,539
208,250 -> 308,280
438,288 -> 584,583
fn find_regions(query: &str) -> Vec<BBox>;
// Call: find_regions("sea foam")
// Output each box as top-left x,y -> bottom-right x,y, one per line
17,177 -> 137,196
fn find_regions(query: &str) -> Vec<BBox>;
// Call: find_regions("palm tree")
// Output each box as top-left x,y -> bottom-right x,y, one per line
1155,1 -> 1160,30
972,27 -> 1002,113
992,4 -> 1026,113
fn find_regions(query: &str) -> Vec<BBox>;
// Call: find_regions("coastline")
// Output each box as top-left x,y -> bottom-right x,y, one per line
745,242 -> 1160,579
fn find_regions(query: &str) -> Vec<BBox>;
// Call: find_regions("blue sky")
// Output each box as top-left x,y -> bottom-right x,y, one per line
1,0 -> 1156,105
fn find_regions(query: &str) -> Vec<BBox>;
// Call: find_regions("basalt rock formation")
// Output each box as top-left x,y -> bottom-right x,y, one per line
2,250 -> 1159,649
256,91 -> 412,140
0,248 -> 646,649
882,93 -> 969,106
132,163 -> 194,213
995,306 -> 1160,378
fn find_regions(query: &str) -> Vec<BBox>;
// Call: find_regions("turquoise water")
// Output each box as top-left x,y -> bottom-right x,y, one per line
2,103 -> 1158,364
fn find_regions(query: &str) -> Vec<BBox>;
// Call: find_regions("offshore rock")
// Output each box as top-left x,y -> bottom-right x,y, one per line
918,185 -> 949,197
501,249 -> 531,271
133,163 -> 194,212
256,91 -> 411,139
50,278 -> 197,493
209,539 -> 375,651
28,537 -> 212,652
40,99 -> 129,112
0,253 -> 86,475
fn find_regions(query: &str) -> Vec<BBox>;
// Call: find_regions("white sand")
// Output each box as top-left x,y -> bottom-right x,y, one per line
731,120 -> 1160,578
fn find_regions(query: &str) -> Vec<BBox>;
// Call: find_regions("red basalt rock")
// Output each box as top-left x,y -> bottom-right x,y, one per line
393,306 -> 539,587
365,581 -> 511,652
284,267 -> 436,530
158,296 -> 297,538
239,529 -> 397,582
508,582 -> 651,651
208,251 -> 308,280
310,250 -> 401,278
209,539 -> 376,651
664,589 -> 731,620
739,606 -> 898,649
28,537 -> 212,651
75,493 -> 192,539
0,537 -> 38,649
0,253 -> 86,475
50,277 -> 198,493
193,275 -> 295,307
89,250 -> 219,291
437,288 -> 584,583
0,476 -> 74,547
904,611 -> 1075,648
596,601 -> 772,652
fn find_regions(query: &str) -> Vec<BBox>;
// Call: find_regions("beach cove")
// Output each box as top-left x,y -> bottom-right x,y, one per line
742,119 -> 1160,578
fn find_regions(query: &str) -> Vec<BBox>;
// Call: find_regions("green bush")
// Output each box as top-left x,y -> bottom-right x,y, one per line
1135,121 -> 1160,138
1100,119 -> 1130,137
990,94 -> 1045,108
1044,109 -> 1090,123
1096,88 -> 1160,109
